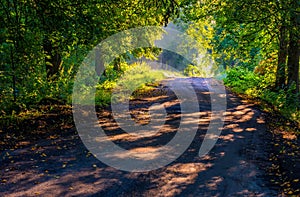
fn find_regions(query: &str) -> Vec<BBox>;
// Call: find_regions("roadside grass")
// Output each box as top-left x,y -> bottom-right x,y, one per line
95,62 -> 179,105
223,67 -> 300,126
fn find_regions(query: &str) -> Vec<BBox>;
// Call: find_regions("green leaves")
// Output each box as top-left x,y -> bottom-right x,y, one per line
0,0 -> 181,114
224,66 -> 300,123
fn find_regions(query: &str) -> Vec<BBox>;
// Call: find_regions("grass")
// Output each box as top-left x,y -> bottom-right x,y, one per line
95,62 -> 170,105
224,67 -> 300,126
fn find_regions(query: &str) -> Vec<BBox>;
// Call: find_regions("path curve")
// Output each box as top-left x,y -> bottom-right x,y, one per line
0,78 -> 279,196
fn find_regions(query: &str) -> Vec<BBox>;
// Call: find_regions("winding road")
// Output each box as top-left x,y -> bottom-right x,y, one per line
0,78 -> 279,196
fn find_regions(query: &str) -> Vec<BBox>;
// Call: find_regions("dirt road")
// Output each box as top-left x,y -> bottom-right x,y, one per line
0,78 -> 279,196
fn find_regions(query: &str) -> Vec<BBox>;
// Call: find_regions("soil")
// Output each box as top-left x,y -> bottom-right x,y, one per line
0,77 -> 299,196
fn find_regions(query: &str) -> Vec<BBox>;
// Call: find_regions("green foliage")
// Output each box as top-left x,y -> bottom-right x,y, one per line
182,0 -> 299,124
184,65 -> 200,77
174,16 -> 223,77
1,0 -> 298,128
0,0 -> 180,115
224,67 -> 299,123
224,67 -> 261,94
95,62 -> 165,105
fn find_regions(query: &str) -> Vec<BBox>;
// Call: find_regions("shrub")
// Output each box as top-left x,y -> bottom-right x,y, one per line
95,62 -> 165,105
224,66 -> 299,124
184,64 -> 201,77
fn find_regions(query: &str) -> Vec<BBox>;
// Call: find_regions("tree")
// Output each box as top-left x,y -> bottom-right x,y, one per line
286,0 -> 300,94
0,0 -> 183,113
183,0 -> 299,94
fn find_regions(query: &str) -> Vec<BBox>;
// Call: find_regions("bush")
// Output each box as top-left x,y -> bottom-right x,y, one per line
224,66 -> 261,95
95,62 -> 165,105
184,64 -> 201,77
224,66 -> 300,124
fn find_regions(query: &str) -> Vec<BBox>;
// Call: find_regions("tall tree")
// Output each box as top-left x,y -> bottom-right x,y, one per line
183,0 -> 299,94
286,0 -> 300,94
0,0 -> 183,113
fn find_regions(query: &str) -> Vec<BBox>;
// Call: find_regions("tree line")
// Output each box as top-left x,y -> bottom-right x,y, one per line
0,0 -> 299,117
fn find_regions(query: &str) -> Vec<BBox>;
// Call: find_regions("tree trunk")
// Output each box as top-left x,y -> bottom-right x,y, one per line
287,7 -> 299,94
95,46 -> 106,77
43,38 -> 62,80
113,57 -> 121,72
276,25 -> 288,89
287,39 -> 300,94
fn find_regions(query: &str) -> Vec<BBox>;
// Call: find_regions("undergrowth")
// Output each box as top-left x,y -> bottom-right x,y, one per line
95,62 -> 165,106
224,66 -> 300,125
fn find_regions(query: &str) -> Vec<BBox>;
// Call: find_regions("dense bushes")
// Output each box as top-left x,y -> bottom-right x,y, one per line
184,65 -> 201,77
95,62 -> 165,106
224,67 -> 300,124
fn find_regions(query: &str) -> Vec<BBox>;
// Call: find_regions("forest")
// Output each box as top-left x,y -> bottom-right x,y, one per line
0,0 -> 299,121
0,0 -> 299,196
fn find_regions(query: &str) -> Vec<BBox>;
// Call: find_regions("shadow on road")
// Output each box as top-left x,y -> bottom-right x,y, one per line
0,78 -> 278,196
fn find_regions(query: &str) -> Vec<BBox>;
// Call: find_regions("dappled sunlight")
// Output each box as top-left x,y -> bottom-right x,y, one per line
201,91 -> 211,95
219,134 -> 235,142
9,169 -> 122,197
281,131 -> 297,140
245,128 -> 257,132
147,162 -> 213,197
0,141 -> 129,197
256,116 -> 265,124
1,0 -> 296,190
96,114 -> 179,144
199,118 -> 211,124
235,111 -> 255,123
220,102 -> 265,139
107,146 -> 172,160
141,95 -> 169,102
95,127 -> 178,144
201,151 -> 225,161
98,123 -> 120,131
232,127 -> 244,133
0,78 -> 278,196
180,116 -> 201,124
225,105 -> 255,123
223,123 -> 239,129
205,176 -> 224,191
74,78 -> 271,196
